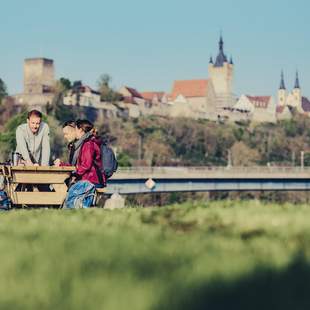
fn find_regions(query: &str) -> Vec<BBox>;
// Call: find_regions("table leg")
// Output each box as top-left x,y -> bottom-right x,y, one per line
51,184 -> 68,205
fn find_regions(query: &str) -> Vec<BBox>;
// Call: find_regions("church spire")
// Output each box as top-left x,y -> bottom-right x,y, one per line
279,71 -> 286,90
209,56 -> 213,64
219,34 -> 224,52
214,34 -> 227,67
294,70 -> 300,89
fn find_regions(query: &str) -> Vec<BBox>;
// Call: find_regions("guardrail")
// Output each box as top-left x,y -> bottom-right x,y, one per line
105,166 -> 310,194
116,166 -> 310,174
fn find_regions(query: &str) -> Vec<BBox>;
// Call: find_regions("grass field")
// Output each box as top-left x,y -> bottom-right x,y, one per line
1,200 -> 310,309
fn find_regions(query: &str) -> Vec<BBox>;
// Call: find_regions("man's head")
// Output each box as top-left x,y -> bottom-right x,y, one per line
62,120 -> 77,143
27,110 -> 42,134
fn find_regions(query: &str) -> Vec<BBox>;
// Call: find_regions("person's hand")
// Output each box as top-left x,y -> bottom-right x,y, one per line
54,158 -> 61,167
33,163 -> 39,167
25,160 -> 34,166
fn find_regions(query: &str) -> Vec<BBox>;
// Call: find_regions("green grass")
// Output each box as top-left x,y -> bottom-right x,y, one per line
1,200 -> 310,309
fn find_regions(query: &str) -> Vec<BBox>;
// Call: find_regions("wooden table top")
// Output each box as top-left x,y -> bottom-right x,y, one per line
0,165 -> 75,172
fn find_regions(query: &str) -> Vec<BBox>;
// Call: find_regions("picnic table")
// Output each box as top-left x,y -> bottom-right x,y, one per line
0,165 -> 75,207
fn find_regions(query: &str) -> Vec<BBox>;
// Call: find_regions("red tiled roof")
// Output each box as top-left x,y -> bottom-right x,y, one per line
171,79 -> 208,100
140,91 -> 165,101
124,86 -> 143,99
246,95 -> 271,109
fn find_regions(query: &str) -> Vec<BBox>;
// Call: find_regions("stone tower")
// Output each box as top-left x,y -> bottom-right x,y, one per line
208,35 -> 234,108
277,71 -> 286,106
24,58 -> 55,94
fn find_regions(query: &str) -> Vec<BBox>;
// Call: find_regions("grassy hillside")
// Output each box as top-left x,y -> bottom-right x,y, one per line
1,201 -> 310,309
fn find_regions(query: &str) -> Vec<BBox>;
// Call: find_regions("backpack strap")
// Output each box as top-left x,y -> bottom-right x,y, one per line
93,157 -> 105,186
87,137 -> 105,185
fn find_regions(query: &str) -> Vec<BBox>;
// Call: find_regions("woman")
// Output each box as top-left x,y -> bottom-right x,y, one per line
63,119 -> 105,209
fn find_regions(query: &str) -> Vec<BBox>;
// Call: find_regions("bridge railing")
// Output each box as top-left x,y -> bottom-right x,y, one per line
117,166 -> 310,174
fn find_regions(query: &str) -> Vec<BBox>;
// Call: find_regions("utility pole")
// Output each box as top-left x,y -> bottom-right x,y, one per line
292,151 -> 295,166
227,149 -> 232,168
301,151 -> 304,170
138,135 -> 142,161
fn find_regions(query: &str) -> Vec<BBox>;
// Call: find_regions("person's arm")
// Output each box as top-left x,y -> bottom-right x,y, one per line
16,126 -> 31,162
75,142 -> 95,177
54,159 -> 72,167
41,125 -> 50,166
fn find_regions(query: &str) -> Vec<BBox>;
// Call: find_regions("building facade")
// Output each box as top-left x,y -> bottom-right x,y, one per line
276,71 -> 310,119
14,58 -> 55,110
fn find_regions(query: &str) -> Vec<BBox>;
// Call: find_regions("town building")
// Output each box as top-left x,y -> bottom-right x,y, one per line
64,81 -> 101,107
141,35 -> 236,121
63,81 -> 117,119
117,86 -> 145,118
234,95 -> 276,123
11,36 -> 310,125
276,71 -> 310,120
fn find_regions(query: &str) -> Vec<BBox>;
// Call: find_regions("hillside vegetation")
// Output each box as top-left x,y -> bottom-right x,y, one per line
1,104 -> 310,203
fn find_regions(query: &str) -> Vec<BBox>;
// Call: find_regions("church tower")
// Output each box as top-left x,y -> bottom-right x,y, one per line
277,71 -> 287,106
292,70 -> 302,109
208,35 -> 234,108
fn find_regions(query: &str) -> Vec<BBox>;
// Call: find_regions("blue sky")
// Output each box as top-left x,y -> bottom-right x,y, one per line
1,0 -> 310,98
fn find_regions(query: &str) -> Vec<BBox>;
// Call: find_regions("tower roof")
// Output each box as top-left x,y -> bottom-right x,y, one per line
294,71 -> 300,89
279,71 -> 286,90
209,56 -> 213,64
214,35 -> 228,67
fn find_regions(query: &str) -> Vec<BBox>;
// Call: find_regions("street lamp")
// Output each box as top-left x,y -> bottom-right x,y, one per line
301,151 -> 304,169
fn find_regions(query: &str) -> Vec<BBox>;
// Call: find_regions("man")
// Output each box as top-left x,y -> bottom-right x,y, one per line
16,110 -> 50,166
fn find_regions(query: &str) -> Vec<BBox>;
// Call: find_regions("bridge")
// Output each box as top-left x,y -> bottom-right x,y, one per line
105,166 -> 310,195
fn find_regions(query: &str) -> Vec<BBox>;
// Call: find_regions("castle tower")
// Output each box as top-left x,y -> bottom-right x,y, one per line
292,70 -> 302,109
24,58 -> 55,94
278,71 -> 287,106
208,35 -> 234,108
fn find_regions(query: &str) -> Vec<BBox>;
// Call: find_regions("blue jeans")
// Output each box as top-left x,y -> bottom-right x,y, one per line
63,180 -> 96,209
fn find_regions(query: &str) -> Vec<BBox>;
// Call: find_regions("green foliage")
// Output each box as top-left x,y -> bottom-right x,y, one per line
53,94 -> 77,124
1,202 -> 310,309
52,84 -> 77,123
233,127 -> 244,141
95,114 -> 310,168
59,77 -> 72,91
282,119 -> 298,137
117,151 -> 132,167
97,74 -> 122,102
0,111 -> 28,160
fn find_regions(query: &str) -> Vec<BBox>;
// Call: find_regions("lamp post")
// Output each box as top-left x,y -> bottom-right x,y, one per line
292,151 -> 295,166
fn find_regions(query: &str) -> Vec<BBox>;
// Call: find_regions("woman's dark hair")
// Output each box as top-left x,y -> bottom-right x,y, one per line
75,119 -> 94,133
62,120 -> 76,128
